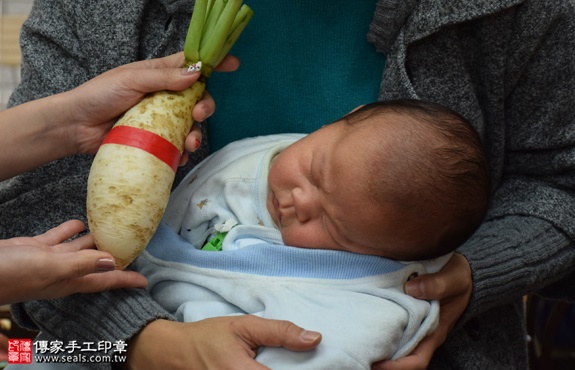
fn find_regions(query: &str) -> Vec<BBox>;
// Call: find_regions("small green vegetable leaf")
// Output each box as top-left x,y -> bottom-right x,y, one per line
184,0 -> 253,76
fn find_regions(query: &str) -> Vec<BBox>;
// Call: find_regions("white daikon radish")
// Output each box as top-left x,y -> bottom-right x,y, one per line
87,0 -> 253,269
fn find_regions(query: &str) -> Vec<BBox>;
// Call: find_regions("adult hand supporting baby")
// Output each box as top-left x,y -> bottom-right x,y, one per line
125,316 -> 322,370
0,220 -> 147,305
372,253 -> 472,370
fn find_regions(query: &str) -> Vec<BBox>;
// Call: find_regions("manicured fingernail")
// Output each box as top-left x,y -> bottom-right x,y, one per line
300,330 -> 321,343
97,258 -> 116,272
196,105 -> 212,122
194,138 -> 201,151
404,281 -> 424,298
186,62 -> 202,73
181,67 -> 200,76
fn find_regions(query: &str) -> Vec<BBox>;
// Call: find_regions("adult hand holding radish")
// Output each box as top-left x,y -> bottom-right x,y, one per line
0,220 -> 146,306
87,0 -> 253,269
0,52 -> 237,304
67,52 -> 240,161
0,52 -> 238,182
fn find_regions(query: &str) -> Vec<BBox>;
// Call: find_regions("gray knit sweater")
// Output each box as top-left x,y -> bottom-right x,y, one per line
3,0 -> 575,369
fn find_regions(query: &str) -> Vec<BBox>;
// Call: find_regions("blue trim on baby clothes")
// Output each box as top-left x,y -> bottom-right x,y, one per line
145,222 -> 406,279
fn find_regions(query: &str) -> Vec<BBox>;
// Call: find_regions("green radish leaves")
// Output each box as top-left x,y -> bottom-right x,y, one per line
184,0 -> 253,76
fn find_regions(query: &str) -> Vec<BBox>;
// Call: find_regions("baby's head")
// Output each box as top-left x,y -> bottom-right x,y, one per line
267,99 -> 490,260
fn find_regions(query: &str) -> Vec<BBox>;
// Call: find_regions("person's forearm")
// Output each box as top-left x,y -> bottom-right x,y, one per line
459,215 -> 575,323
0,93 -> 75,181
11,288 -> 175,370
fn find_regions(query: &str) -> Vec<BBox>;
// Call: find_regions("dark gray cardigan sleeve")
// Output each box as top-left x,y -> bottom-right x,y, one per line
369,3 -> 575,368
373,0 -> 575,323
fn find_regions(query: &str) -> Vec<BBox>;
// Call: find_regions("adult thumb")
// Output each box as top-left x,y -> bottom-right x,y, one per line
239,316 -> 322,352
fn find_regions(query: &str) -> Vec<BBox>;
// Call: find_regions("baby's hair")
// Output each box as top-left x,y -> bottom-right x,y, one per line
342,99 -> 491,260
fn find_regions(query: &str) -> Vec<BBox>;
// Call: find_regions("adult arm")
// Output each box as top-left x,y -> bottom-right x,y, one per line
0,53 -> 206,181
6,2 -> 319,369
402,0 -> 575,322
3,4 -> 186,363
0,52 -> 207,303
372,0 -> 575,368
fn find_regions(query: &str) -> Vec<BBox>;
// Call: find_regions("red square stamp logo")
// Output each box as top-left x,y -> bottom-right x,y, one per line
7,338 -> 32,364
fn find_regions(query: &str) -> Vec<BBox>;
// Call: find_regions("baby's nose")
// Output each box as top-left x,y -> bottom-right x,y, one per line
292,187 -> 322,223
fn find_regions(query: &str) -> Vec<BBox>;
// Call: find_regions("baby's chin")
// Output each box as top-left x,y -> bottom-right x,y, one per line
279,231 -> 322,250
278,231 -> 298,248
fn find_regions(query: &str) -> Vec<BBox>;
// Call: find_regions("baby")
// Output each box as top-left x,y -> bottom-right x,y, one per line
265,99 -> 489,261
134,99 -> 490,369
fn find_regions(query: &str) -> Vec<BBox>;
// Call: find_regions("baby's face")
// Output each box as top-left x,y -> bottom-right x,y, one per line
266,120 -> 400,257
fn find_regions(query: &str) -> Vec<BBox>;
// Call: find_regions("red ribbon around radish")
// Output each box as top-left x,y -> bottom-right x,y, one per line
102,126 -> 180,172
